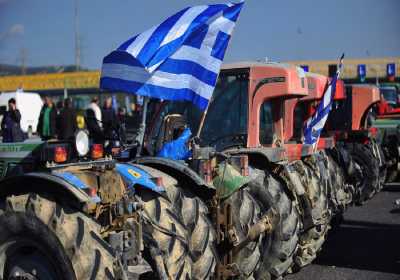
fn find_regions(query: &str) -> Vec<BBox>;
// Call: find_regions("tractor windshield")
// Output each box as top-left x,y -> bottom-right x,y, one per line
380,87 -> 398,107
200,71 -> 249,149
145,70 -> 249,153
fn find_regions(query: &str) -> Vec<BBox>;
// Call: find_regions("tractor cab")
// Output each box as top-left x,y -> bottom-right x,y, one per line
327,84 -> 380,133
144,62 -> 308,162
380,86 -> 399,108
379,83 -> 400,109
288,73 -> 345,150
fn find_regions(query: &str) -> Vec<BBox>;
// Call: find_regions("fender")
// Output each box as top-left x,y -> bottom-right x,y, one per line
132,157 -> 215,201
225,147 -> 286,164
0,173 -> 91,210
115,163 -> 165,193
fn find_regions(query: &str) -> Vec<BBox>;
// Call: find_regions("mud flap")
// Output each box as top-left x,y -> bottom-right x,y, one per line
213,163 -> 250,199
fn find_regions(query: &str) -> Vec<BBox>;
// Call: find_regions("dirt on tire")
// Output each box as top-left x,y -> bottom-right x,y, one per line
347,143 -> 380,204
137,165 -> 217,280
247,168 -> 300,280
221,186 -> 263,278
291,159 -> 330,269
0,193 -> 115,280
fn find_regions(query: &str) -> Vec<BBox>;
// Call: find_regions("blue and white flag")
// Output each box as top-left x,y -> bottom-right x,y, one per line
304,54 -> 345,146
100,2 -> 244,110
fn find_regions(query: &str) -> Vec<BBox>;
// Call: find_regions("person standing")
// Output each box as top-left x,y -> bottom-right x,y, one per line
1,98 -> 24,142
37,96 -> 57,140
102,97 -> 118,141
58,98 -> 77,141
86,97 -> 103,143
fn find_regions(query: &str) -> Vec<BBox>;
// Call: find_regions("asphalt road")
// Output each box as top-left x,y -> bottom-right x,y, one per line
286,183 -> 400,280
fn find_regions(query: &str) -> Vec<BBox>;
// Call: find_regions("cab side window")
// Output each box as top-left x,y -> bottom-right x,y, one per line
259,101 -> 274,145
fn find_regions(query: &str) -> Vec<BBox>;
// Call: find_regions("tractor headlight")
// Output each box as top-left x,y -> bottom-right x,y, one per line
75,130 -> 90,157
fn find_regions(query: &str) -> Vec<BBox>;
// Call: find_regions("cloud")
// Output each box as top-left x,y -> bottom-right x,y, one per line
0,24 -> 24,42
8,24 -> 24,35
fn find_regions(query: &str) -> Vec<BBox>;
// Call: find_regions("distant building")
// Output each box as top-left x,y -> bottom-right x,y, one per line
285,57 -> 399,81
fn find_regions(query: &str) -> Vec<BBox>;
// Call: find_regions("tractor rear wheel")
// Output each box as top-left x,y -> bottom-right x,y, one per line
249,169 -> 300,280
324,151 -> 352,213
294,160 -> 330,269
348,143 -> 380,204
0,193 -> 115,280
137,166 -> 217,280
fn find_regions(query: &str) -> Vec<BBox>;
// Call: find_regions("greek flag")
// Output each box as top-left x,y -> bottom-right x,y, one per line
100,2 -> 244,110
304,54 -> 345,146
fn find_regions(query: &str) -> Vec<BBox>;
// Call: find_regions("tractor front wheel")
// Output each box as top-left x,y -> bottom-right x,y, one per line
0,193 -> 116,280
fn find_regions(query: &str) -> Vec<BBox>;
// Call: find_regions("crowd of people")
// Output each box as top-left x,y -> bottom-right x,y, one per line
1,95 -> 125,143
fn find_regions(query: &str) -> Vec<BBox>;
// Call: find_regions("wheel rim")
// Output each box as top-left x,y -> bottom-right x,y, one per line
1,239 -> 62,280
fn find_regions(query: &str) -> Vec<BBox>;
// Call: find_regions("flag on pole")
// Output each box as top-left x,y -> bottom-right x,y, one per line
304,54 -> 345,147
100,2 -> 244,111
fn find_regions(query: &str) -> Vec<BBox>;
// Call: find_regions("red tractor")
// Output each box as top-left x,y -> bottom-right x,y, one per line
325,84 -> 384,203
139,62 -> 349,278
284,72 -> 354,214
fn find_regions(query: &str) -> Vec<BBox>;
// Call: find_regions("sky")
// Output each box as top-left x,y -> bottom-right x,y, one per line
0,0 -> 399,70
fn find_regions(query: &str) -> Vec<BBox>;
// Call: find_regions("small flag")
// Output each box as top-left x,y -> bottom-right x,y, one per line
387,63 -> 396,77
100,2 -> 244,110
358,64 -> 366,82
304,54 -> 345,147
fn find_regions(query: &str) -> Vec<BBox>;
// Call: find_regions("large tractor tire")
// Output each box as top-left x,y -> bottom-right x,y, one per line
323,151 -> 352,214
293,160 -> 330,269
347,143 -> 380,204
0,193 -> 115,280
137,166 -> 217,280
221,186 -> 263,278
248,169 -> 300,280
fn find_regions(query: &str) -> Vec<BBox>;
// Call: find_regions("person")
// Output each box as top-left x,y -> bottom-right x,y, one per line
117,107 -> 127,143
102,97 -> 118,141
37,96 -> 57,140
86,97 -> 103,143
1,98 -> 24,142
58,98 -> 77,141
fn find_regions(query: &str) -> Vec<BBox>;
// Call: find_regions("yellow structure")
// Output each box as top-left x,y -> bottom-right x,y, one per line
286,57 -> 400,79
0,71 -> 100,92
0,57 -> 398,92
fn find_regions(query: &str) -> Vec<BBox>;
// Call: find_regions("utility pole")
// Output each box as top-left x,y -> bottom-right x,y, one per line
74,0 -> 81,71
19,48 -> 27,75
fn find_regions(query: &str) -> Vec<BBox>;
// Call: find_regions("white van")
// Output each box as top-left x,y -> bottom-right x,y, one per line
0,91 -> 43,133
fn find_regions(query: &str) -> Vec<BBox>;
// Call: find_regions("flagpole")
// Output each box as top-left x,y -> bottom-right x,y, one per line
196,103 -> 210,138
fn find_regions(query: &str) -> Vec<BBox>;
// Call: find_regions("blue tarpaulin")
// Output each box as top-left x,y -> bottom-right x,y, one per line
157,128 -> 192,160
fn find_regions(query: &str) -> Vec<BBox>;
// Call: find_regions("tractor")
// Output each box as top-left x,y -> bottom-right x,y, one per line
370,82 -> 400,183
325,84 -> 384,203
281,72 -> 354,269
0,62 -> 376,280
0,131 -> 220,279
138,62 -> 356,279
